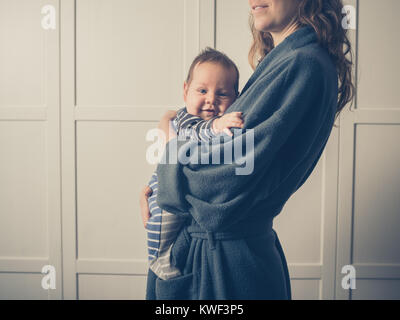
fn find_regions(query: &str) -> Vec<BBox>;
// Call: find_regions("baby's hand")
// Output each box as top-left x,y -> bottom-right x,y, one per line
158,110 -> 178,143
212,112 -> 244,136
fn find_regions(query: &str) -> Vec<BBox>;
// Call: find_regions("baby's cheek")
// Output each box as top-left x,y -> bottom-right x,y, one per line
186,103 -> 201,116
220,102 -> 233,113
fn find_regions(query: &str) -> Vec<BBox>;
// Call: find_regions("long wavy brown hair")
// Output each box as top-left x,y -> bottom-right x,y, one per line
248,0 -> 355,124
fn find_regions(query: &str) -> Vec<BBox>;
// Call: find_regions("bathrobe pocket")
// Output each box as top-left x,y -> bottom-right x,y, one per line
155,225 -> 198,300
155,271 -> 199,300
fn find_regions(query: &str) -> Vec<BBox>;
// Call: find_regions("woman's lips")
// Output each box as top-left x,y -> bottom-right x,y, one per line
252,5 -> 269,13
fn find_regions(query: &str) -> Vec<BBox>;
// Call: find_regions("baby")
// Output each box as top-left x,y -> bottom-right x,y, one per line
145,47 -> 244,280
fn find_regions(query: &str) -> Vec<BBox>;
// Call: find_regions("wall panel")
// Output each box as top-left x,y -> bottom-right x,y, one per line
357,0 -> 400,109
76,121 -> 155,260
0,273 -> 49,300
78,274 -> 147,300
75,0 -> 184,107
353,125 -> 400,265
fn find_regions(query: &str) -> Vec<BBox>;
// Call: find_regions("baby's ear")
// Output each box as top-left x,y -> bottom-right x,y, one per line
183,82 -> 189,100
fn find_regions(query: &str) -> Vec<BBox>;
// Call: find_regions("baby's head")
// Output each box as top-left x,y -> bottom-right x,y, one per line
184,47 -> 239,121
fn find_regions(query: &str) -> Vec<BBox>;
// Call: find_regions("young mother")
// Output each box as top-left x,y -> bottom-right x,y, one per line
141,0 -> 354,299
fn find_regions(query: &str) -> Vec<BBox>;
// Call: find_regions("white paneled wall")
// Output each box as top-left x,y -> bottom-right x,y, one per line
0,0 -> 399,300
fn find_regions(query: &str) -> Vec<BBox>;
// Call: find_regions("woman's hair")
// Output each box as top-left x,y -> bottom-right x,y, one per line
248,0 -> 355,124
187,47 -> 240,96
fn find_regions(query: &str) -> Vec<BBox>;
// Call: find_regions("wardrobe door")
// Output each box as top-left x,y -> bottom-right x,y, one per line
336,0 -> 400,300
60,0 -> 199,299
0,0 -> 62,299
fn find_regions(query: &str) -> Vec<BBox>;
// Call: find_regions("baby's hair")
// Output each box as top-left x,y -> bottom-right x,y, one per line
186,47 -> 240,96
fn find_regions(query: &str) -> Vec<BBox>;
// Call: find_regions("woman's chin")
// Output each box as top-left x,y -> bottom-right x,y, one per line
254,20 -> 273,33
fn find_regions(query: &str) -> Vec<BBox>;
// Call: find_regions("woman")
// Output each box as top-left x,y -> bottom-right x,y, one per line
140,0 -> 354,299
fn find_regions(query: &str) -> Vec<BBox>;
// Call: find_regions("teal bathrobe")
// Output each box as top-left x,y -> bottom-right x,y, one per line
146,26 -> 338,300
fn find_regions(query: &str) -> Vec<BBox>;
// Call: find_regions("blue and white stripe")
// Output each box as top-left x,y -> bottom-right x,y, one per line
145,107 -> 219,279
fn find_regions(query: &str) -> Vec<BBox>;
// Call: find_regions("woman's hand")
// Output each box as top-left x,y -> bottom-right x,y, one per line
139,185 -> 153,228
158,110 -> 178,143
163,110 -> 178,120
212,112 -> 244,136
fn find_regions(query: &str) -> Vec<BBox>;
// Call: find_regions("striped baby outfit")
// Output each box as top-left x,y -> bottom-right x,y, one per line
145,107 -> 218,280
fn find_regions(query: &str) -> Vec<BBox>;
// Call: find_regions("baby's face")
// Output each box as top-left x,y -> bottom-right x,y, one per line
183,62 -> 237,121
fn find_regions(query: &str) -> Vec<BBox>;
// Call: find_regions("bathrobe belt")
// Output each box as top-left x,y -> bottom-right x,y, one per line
186,218 -> 273,250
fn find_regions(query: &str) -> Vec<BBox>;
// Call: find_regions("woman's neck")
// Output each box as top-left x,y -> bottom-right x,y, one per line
270,20 -> 301,48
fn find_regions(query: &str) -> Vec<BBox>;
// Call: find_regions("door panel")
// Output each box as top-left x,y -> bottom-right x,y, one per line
60,0 -> 199,299
0,0 -> 61,300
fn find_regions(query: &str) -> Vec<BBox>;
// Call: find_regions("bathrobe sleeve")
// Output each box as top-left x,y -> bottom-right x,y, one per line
156,53 -> 336,232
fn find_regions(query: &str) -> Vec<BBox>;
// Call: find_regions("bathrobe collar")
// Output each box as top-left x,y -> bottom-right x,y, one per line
241,25 -> 317,96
